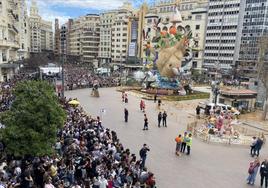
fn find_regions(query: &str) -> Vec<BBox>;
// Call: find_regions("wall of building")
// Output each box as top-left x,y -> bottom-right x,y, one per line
29,0 -> 53,53
99,11 -> 117,65
203,0 -> 242,71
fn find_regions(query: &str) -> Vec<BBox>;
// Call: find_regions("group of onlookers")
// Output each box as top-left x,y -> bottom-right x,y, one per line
64,65 -> 118,91
174,132 -> 192,156
246,135 -> 267,186
0,75 -> 156,188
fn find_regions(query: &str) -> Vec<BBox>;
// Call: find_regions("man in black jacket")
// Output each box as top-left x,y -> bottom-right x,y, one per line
260,159 -> 268,188
157,112 -> 162,127
254,137 -> 264,157
124,108 -> 129,122
162,111 -> 167,127
139,144 -> 150,169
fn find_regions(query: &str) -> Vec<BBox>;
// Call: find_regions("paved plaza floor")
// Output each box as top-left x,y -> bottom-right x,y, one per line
66,87 -> 268,188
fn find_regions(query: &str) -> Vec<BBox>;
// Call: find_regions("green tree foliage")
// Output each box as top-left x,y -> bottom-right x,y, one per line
0,81 -> 66,157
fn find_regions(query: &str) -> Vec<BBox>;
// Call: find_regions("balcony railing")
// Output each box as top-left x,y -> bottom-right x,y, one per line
0,39 -> 20,49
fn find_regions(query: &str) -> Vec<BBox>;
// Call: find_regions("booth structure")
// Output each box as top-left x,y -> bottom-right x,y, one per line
219,89 -> 257,112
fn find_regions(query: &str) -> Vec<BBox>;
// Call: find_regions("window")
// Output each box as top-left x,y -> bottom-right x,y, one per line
195,15 -> 202,20
195,25 -> 200,30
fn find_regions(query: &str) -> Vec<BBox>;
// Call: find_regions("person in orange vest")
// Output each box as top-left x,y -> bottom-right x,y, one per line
175,134 -> 182,156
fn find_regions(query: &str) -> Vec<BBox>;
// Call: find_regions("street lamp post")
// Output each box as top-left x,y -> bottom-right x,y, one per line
120,53 -> 122,85
61,55 -> 65,98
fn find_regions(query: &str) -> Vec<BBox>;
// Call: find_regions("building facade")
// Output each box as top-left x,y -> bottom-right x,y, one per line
68,15 -> 100,64
54,18 -> 60,55
0,0 -> 21,81
81,14 -> 100,64
236,0 -> 268,80
17,0 -> 30,60
111,2 -> 134,64
60,23 -> 67,55
203,0 -> 242,73
99,10 -> 117,65
29,0 -> 53,53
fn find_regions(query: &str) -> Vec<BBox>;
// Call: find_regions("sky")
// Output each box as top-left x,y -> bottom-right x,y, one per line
26,0 -> 155,25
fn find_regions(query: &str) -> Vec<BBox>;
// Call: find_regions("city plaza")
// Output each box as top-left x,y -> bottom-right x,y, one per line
0,0 -> 268,187
66,87 -> 268,188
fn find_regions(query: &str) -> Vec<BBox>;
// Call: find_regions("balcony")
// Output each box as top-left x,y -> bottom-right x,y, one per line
8,24 -> 19,34
0,39 -> 20,49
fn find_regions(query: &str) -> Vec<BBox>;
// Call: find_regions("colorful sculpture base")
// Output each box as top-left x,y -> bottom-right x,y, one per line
150,72 -> 180,90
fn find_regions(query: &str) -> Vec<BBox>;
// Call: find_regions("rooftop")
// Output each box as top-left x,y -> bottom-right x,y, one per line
221,89 -> 257,96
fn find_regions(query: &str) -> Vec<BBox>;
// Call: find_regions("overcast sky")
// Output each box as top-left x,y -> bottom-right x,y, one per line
26,0 -> 155,25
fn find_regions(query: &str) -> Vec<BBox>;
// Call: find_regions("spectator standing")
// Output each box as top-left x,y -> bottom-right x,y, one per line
175,134 -> 182,156
157,112 -> 162,128
162,111 -> 167,127
250,137 -> 257,157
158,99 -> 161,108
154,94 -> 157,103
140,100 -> 145,112
186,133 -> 192,155
247,157 -> 260,185
139,144 -> 150,169
260,159 -> 268,188
122,92 -> 125,102
143,114 -> 149,130
124,93 -> 128,103
180,132 -> 188,153
254,137 -> 264,157
196,105 -> 200,119
124,108 -> 129,123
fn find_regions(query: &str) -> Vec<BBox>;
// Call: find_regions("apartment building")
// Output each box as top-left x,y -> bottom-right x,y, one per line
0,0 -> 21,81
99,10 -> 117,65
237,0 -> 268,80
29,0 -> 53,53
60,23 -> 67,55
54,18 -> 60,55
69,17 -> 82,58
203,0 -> 242,73
68,15 -> 100,64
81,14 -> 100,64
111,2 -> 133,64
17,0 -> 30,60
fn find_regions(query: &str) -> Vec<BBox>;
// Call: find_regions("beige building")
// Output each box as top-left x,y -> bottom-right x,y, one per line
68,14 -> 100,64
0,0 -> 21,81
29,0 -> 53,53
99,10 -> 117,65
17,0 -> 30,60
81,14 -> 100,64
111,2 -> 134,64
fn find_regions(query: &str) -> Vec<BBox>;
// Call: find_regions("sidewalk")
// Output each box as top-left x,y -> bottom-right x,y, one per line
238,111 -> 268,133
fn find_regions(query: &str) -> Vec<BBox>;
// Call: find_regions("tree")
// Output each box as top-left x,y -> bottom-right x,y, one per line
0,81 -> 66,157
258,35 -> 268,120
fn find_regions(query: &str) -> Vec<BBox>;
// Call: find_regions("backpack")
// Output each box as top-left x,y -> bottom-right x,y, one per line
248,163 -> 255,174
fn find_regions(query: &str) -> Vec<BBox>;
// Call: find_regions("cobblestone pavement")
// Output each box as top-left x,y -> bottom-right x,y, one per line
66,88 -> 268,188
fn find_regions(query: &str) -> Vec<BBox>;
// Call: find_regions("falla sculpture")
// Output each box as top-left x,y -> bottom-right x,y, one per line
143,8 -> 193,90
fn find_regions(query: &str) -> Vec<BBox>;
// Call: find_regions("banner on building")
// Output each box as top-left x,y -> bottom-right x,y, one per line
128,42 -> 136,57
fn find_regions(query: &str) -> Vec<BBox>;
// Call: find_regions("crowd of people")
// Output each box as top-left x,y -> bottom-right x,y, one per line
64,65 -> 118,90
0,76 -> 156,188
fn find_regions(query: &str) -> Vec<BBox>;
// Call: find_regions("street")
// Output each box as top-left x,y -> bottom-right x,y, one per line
66,87 -> 268,188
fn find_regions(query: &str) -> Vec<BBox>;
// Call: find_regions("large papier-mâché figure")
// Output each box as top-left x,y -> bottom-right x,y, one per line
156,37 -> 188,78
